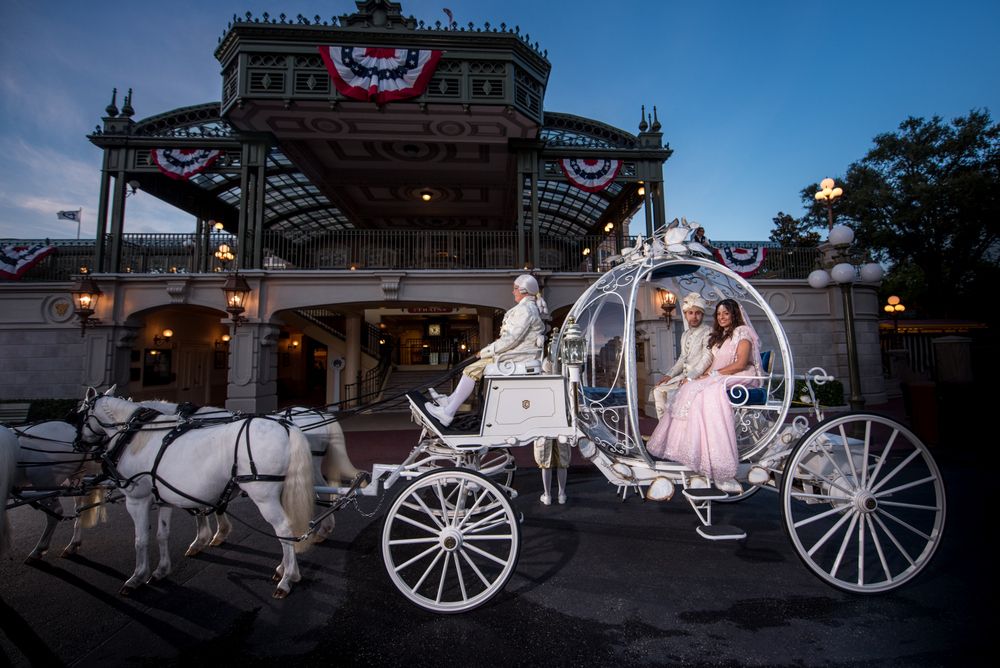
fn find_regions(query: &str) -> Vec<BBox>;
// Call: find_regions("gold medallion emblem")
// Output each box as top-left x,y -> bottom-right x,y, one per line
522,400 -> 530,410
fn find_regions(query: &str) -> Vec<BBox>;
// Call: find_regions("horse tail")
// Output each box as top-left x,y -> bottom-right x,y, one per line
78,487 -> 105,529
0,427 -> 21,557
320,421 -> 359,484
281,426 -> 314,554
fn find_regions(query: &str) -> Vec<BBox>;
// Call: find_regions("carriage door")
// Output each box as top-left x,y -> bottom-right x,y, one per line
176,346 -> 212,404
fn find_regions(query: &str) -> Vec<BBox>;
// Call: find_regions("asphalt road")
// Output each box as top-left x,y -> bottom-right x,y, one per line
0,451 -> 984,667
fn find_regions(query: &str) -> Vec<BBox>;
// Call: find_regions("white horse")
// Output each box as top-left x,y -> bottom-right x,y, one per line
1,425 -> 20,556
138,400 -> 360,554
2,421 -> 105,561
80,392 -> 314,598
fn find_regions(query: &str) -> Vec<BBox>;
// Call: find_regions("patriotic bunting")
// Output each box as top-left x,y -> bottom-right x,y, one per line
1,243 -> 55,280
559,158 -> 622,193
151,148 -> 222,181
713,246 -> 768,277
318,46 -> 443,104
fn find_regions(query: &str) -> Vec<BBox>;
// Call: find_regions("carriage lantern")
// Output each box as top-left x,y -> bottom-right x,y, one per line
70,274 -> 102,336
221,273 -> 251,327
560,316 -> 586,383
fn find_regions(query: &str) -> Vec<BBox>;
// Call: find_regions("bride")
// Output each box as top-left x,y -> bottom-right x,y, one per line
646,298 -> 763,492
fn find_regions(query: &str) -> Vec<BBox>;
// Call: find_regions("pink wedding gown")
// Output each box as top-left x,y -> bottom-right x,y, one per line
646,325 -> 760,480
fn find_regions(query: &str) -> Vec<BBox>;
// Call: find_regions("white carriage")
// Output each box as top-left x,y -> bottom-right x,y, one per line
364,232 -> 946,613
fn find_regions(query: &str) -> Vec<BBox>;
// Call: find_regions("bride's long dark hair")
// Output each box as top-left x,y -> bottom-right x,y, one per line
707,299 -> 745,349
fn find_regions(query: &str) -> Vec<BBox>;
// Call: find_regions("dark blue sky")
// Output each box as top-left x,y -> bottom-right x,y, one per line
2,0 -> 997,241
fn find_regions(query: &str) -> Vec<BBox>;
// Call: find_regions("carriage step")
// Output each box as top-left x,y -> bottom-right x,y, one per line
696,525 -> 746,541
683,488 -> 729,501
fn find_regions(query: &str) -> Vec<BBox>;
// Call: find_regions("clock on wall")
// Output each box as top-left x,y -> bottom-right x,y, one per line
428,323 -> 442,337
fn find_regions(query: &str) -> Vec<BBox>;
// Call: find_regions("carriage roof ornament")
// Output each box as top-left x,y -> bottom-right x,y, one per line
655,217 -> 714,260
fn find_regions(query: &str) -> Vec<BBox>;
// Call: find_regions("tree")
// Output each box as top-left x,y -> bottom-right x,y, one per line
768,211 -> 821,246
801,110 -> 1000,320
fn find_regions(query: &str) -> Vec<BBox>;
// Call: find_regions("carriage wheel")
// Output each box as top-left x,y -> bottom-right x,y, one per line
780,413 -> 946,593
381,468 -> 520,613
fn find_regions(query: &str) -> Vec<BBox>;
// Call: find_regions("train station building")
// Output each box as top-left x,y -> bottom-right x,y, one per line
0,0 -> 887,412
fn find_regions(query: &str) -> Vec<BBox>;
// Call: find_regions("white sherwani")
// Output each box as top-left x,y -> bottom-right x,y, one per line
651,325 -> 712,418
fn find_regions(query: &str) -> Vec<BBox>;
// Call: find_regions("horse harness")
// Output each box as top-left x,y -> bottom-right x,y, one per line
99,405 -> 291,514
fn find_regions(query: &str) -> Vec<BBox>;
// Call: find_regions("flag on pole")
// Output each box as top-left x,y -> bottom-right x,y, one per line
57,209 -> 82,222
442,8 -> 456,27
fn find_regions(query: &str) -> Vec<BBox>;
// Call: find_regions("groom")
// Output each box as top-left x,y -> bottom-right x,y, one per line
650,292 -> 712,418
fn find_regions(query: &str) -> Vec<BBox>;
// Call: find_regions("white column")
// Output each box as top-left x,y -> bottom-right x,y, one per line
225,322 -> 279,413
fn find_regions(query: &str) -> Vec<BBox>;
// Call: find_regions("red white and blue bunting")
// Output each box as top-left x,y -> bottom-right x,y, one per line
1,243 -> 55,280
713,246 -> 768,277
559,158 -> 622,193
151,148 -> 222,181
318,46 -> 443,104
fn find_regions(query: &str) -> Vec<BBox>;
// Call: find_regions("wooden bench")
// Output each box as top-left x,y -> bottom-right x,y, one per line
0,402 -> 31,425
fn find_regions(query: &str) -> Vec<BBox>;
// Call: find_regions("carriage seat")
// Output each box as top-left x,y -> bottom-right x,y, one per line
728,350 -> 772,406
483,335 -> 546,377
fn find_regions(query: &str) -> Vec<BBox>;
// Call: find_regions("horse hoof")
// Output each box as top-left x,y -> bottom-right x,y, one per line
184,547 -> 200,557
61,543 -> 81,557
272,588 -> 289,599
209,537 -> 225,547
24,554 -> 43,565
119,585 -> 137,597
272,571 -> 282,583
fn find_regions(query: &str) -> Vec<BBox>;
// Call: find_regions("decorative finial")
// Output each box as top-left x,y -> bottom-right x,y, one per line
638,105 -> 648,132
105,88 -> 119,117
121,88 -> 134,118
651,105 -> 661,131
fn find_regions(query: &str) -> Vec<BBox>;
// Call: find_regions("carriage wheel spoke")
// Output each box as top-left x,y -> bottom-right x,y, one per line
866,515 -> 893,583
873,475 -> 938,498
456,488 -> 491,531
464,533 -> 513,542
434,481 -> 450,524
830,512 -> 859,578
799,462 -> 856,497
872,513 -> 915,568
806,507 -> 856,557
856,512 -> 866,586
449,479 -> 468,527
394,544 -> 440,573
436,553 -> 450,604
867,428 -> 899,484
794,502 -> 851,529
388,537 -> 439,546
463,508 -> 506,534
878,500 -> 940,511
870,449 -> 921,494
878,508 -> 931,541
460,548 -> 491,588
817,442 -> 856,490
860,421 -> 872,486
464,542 -> 509,567
453,550 -> 468,601
393,512 -> 440,536
791,491 -> 850,501
410,491 -> 445,530
839,425 -> 861,483
412,550 -> 444,591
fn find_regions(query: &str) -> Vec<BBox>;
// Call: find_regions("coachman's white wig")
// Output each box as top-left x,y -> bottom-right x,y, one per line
514,274 -> 549,318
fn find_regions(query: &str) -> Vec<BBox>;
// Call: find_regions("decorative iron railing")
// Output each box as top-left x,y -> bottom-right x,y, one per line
1,233 -> 823,281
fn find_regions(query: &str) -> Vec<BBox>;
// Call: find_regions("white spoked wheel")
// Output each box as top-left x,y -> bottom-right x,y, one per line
381,468 -> 520,613
781,413 -> 946,593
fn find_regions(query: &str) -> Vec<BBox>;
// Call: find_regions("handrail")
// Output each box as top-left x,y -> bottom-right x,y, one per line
1,233 -> 824,281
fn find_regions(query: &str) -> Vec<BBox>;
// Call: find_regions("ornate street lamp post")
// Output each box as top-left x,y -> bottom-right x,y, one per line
807,187 -> 884,410
814,177 -> 844,231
